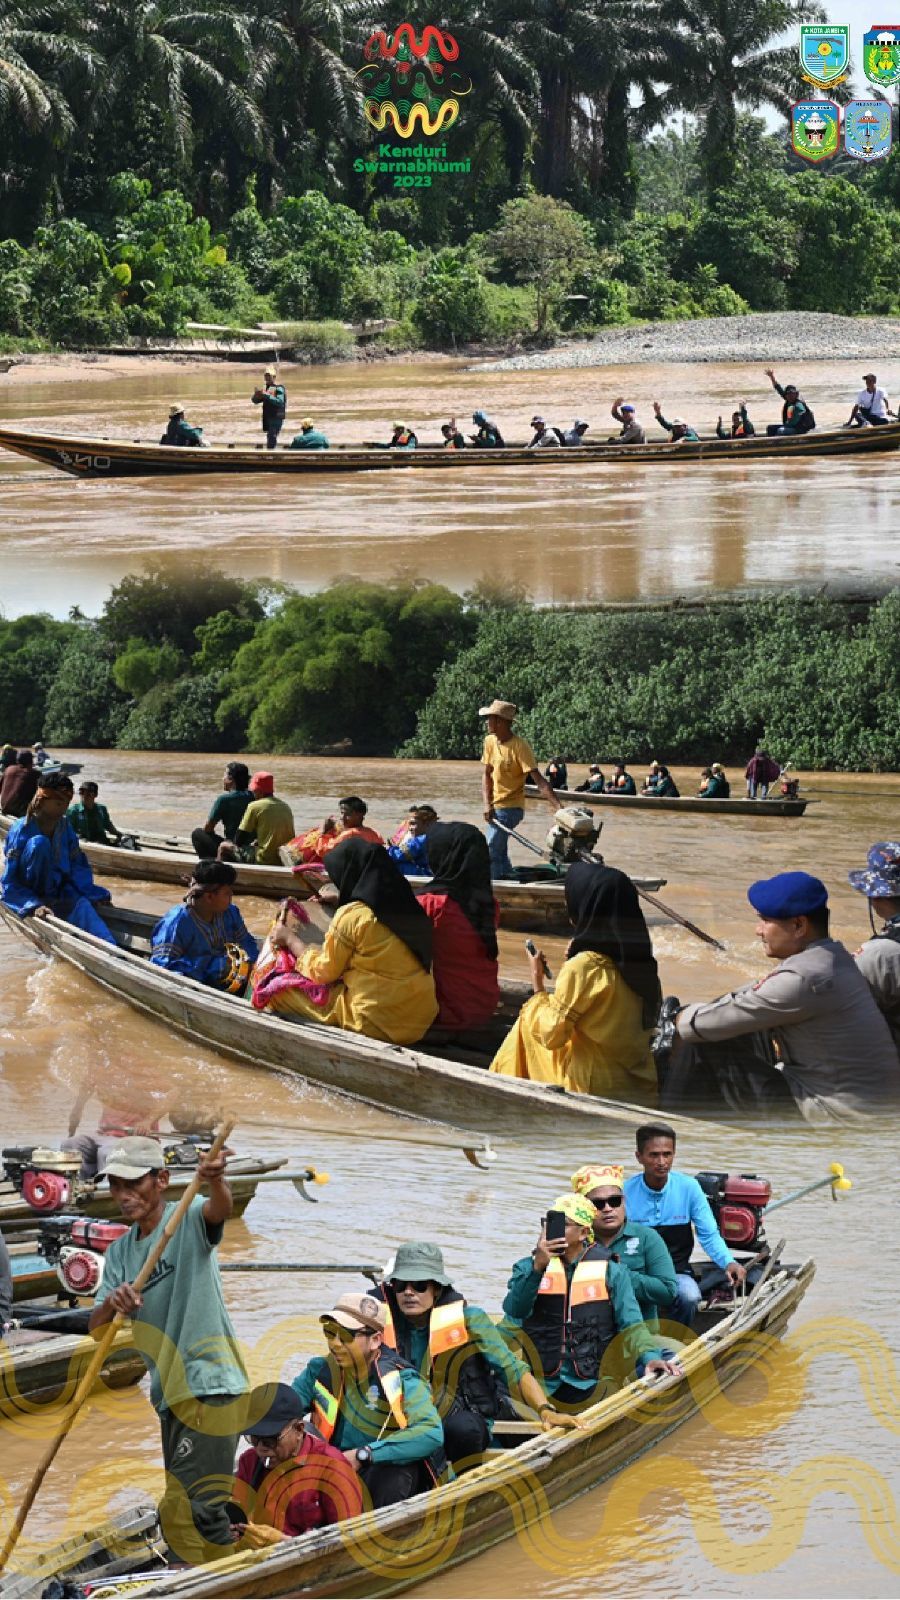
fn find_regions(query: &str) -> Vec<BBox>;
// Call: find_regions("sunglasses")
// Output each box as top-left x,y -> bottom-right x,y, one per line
246,1430 -> 282,1448
592,1194 -> 624,1209
322,1321 -> 368,1343
390,1280 -> 431,1293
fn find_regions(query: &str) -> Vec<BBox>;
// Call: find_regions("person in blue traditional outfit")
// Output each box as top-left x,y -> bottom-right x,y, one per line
150,859 -> 258,993
386,804 -> 437,876
1,771 -> 115,943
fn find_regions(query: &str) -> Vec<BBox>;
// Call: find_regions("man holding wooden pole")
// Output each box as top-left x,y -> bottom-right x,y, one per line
89,1136 -> 248,1562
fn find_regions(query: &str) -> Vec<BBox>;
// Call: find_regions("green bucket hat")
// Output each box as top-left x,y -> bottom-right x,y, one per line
386,1240 -> 451,1287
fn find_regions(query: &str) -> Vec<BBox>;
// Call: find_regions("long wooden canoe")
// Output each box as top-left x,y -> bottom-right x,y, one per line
0,1155 -> 287,1232
0,903 -> 718,1138
2,419 -> 899,476
527,784 -> 810,817
0,1323 -> 144,1406
0,815 -> 666,931
0,1258 -> 814,1598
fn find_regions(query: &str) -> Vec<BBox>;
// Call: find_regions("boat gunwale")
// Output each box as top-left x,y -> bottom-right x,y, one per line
525,784 -> 810,816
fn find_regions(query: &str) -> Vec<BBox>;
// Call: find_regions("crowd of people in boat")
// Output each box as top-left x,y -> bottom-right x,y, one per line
156,367 -> 896,452
81,1118 -> 744,1561
542,749 -> 792,801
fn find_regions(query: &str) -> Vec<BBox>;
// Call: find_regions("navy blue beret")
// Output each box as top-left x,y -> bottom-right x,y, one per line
747,871 -> 829,919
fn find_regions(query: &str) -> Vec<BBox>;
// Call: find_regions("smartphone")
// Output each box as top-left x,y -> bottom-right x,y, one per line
544,1209 -> 567,1247
524,939 -> 552,979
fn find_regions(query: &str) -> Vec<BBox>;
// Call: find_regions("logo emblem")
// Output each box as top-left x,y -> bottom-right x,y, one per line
800,25 -> 850,86
864,25 -> 900,84
844,98 -> 893,159
356,23 -> 472,137
791,100 -> 841,162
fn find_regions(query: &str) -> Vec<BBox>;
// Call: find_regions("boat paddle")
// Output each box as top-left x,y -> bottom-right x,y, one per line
490,818 -> 726,952
0,1118 -> 235,1575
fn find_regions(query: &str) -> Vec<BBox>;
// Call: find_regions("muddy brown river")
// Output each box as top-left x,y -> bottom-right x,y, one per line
1,751 -> 898,1595
1,358 -> 899,615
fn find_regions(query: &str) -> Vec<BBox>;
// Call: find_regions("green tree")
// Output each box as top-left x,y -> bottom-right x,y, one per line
112,639 -> 183,698
0,613 -> 77,740
101,564 -> 264,654
413,250 -> 490,343
118,671 -> 229,749
487,194 -> 594,331
43,629 -> 129,745
194,609 -> 258,674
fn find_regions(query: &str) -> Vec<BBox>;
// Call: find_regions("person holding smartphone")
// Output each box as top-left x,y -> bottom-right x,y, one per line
500,1192 -> 683,1410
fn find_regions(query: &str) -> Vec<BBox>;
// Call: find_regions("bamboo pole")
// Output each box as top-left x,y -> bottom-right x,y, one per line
0,1118 -> 235,1574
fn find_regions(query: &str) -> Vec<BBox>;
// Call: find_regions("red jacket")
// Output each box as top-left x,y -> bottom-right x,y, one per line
417,892 -> 500,1029
233,1430 -> 362,1535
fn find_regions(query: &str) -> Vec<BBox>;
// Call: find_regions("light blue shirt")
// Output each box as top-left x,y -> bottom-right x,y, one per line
623,1170 -> 733,1270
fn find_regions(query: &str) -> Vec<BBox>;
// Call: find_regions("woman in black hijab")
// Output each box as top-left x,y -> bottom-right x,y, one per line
418,822 -> 500,1028
255,837 -> 437,1044
490,859 -> 660,1103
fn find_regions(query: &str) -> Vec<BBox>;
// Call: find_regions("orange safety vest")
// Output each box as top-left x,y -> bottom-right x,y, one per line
312,1362 -> 408,1444
383,1300 -> 470,1363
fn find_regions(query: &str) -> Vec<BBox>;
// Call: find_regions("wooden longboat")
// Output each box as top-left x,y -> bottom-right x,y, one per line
0,904 -> 718,1139
0,815 -> 666,932
0,1155 -> 287,1232
527,784 -> 810,817
0,1323 -> 144,1406
0,1258 -> 814,1598
2,419 -> 900,477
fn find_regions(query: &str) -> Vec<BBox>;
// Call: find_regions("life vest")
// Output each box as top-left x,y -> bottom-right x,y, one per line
523,1248 -> 615,1382
311,1352 -> 448,1482
383,1290 -> 499,1420
392,430 -> 416,447
783,398 -> 815,433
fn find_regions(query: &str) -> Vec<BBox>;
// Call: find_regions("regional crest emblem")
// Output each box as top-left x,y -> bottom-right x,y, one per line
800,25 -> 850,86
791,100 -> 841,163
844,98 -> 893,159
863,26 -> 900,86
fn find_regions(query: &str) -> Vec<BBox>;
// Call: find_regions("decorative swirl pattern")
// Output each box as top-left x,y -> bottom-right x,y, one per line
363,24 -> 459,62
362,98 -> 461,137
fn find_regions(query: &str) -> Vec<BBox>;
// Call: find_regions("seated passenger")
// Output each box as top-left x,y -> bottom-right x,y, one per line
416,822 -> 500,1030
575,763 -> 605,793
716,403 -> 754,438
150,860 -> 258,992
608,400 -> 645,444
544,758 -> 568,790
230,772 -> 295,866
440,419 -> 466,449
470,410 -> 504,447
291,1292 -> 447,1508
231,1382 -> 362,1542
489,861 -> 660,1103
288,417 -> 329,450
652,401 -> 699,441
848,841 -> 900,1056
570,1162 -> 677,1323
698,765 -> 729,799
501,1193 -> 682,1408
559,419 -> 589,445
387,421 -> 417,449
1,772 -> 115,943
288,795 -> 384,869
605,761 -> 637,796
379,1241 -> 575,1469
0,750 -> 38,817
641,765 -> 679,798
387,803 -> 437,875
160,404 -> 204,447
527,416 -> 561,449
191,761 -> 254,861
67,781 -> 123,845
252,838 -> 438,1044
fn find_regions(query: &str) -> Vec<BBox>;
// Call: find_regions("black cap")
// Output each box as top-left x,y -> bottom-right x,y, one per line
242,1382 -> 305,1438
339,795 -> 367,813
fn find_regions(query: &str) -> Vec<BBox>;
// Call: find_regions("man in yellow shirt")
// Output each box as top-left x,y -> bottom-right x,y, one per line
232,772 -> 295,865
480,699 -> 557,880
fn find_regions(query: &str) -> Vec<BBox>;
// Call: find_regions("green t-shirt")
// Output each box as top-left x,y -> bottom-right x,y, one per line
97,1196 -> 247,1414
207,789 -> 253,841
237,796 -> 295,864
67,801 -> 118,843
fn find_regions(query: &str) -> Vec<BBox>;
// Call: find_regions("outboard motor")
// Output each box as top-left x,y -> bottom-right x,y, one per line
780,777 -> 800,799
39,1215 -> 129,1297
2,1146 -> 83,1213
694,1171 -> 772,1255
545,806 -> 603,866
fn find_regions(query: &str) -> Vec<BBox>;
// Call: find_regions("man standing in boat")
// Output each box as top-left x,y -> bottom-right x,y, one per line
480,699 -> 558,881
252,367 -> 287,450
848,841 -> 900,1055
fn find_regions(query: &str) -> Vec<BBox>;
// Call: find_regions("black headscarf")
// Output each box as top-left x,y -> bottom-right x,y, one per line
564,861 -> 661,1027
421,821 -> 498,960
325,837 -> 433,971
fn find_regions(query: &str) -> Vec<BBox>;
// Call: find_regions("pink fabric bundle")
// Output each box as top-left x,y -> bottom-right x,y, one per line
250,899 -> 332,1012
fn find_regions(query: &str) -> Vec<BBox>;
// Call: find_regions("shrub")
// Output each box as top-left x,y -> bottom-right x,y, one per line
282,322 -> 355,362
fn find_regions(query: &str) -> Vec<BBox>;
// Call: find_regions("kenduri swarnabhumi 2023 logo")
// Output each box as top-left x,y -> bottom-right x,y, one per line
356,23 -> 472,138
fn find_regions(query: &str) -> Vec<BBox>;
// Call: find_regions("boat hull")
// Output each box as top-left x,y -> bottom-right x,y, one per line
0,904 -> 715,1137
0,1326 -> 144,1405
2,421 -> 900,476
529,784 -> 809,816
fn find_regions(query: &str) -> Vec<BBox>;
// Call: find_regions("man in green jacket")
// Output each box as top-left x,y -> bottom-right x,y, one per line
571,1163 -> 677,1322
67,781 -> 123,846
291,1292 -> 447,1509
289,417 -> 329,450
652,401 -> 699,441
160,404 -> 204,447
501,1193 -> 683,1410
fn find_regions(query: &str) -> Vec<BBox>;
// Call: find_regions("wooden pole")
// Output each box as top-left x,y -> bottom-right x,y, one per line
0,1119 -> 235,1574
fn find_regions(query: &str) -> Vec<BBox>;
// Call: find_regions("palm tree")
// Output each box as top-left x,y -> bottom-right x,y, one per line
246,0 -> 359,196
639,0 -> 827,193
0,0 -> 99,224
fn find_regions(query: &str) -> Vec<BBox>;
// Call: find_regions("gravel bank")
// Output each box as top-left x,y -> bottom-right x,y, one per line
477,311 -> 898,372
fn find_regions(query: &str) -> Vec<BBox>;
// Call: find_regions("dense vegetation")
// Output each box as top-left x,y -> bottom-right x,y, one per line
4,0 -> 900,349
3,570 -> 899,769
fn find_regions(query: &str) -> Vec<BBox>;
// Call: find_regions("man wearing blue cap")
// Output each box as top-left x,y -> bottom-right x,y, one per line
675,870 -> 899,1122
849,843 -> 900,1056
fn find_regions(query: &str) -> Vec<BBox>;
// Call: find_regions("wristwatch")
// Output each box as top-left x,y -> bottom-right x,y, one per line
355,1446 -> 373,1467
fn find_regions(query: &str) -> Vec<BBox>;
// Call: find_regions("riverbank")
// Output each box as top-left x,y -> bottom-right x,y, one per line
479,311 -> 900,372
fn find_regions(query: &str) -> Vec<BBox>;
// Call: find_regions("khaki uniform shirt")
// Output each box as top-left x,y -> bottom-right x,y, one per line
677,938 -> 900,1124
855,932 -> 900,1057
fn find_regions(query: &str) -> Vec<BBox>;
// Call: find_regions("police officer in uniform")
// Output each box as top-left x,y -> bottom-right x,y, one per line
676,871 -> 900,1122
378,1241 -> 576,1469
849,842 -> 900,1056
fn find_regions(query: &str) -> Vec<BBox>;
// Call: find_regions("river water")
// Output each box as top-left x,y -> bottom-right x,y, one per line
1,358 -> 899,616
0,751 -> 898,1596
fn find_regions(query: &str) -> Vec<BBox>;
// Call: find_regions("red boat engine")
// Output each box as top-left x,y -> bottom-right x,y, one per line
694,1171 -> 771,1254
39,1215 -> 129,1297
3,1146 -> 82,1213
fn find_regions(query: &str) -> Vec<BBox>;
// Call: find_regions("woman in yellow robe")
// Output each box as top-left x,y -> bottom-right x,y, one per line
252,838 -> 437,1046
490,861 -> 660,1103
